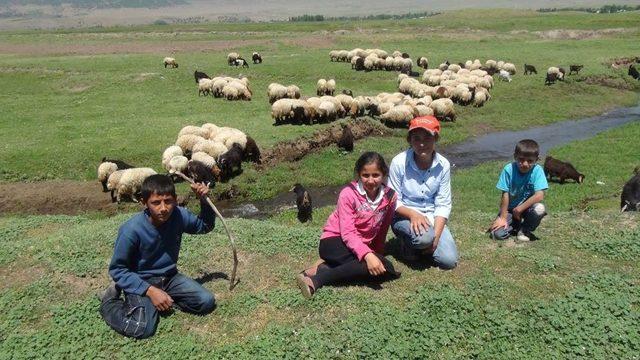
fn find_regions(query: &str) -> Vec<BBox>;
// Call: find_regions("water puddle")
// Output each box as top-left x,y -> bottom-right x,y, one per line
216,104 -> 640,219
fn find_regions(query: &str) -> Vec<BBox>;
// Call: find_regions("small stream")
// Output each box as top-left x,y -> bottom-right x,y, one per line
216,104 -> 640,219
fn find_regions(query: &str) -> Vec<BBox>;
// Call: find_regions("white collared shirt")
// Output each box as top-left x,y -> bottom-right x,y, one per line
356,180 -> 384,210
387,149 -> 452,223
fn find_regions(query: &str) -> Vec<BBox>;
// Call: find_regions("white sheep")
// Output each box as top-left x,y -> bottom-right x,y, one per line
502,62 -> 517,75
201,123 -> 220,140
166,155 -> 188,174
222,84 -> 240,100
198,78 -> 213,96
227,52 -> 239,65
98,162 -> 118,191
473,87 -> 491,107
287,85 -> 301,99
326,79 -> 336,96
316,79 -> 327,96
175,134 -> 206,153
178,125 -> 209,139
498,69 -> 512,82
272,98 -> 295,123
162,145 -> 184,169
316,101 -> 338,123
268,83 -> 288,104
429,98 -> 456,122
191,151 -> 217,168
163,57 -> 178,68
380,105 -> 418,126
115,168 -> 157,203
192,140 -> 228,159
214,128 -> 247,150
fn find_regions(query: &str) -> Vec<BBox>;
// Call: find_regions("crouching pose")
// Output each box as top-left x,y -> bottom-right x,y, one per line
296,152 -> 400,298
99,174 -> 216,339
489,139 -> 548,241
388,116 -> 459,269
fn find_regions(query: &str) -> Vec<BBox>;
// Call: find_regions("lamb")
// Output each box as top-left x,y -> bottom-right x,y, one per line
291,183 -> 312,223
501,62 -> 516,75
198,78 -> 214,96
417,57 -> 428,69
341,89 -> 353,97
524,64 -> 537,75
569,65 -> 584,75
498,69 -> 512,82
233,57 -> 249,68
472,87 -> 491,107
620,167 -> 640,211
166,155 -> 189,174
546,67 -> 564,85
429,98 -> 456,122
337,124 -> 354,152
252,52 -> 262,64
316,79 -> 327,96
113,167 -> 157,203
98,157 -> 134,193
194,70 -> 210,84
543,156 -> 585,184
163,57 -> 178,68
628,64 -> 640,80
162,145 -> 184,169
325,79 -> 336,96
217,143 -> 244,181
187,160 -> 219,186
227,52 -> 239,66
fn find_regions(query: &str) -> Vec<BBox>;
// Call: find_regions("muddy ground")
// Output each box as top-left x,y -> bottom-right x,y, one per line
0,119 -> 392,216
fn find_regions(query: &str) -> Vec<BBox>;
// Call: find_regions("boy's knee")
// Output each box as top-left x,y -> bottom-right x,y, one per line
194,292 -> 216,315
490,228 -> 510,240
436,253 -> 458,270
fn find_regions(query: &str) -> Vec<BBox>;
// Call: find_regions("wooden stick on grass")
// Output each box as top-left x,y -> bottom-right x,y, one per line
174,171 -> 239,290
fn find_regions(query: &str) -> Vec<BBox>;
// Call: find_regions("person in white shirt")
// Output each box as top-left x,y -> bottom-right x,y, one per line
387,116 -> 458,269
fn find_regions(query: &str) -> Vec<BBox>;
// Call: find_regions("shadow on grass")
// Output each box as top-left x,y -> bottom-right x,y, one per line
386,237 -> 438,271
194,271 -> 229,284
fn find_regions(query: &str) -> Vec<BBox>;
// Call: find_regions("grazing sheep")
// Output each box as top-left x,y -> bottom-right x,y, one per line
163,57 -> 178,68
524,64 -> 537,75
546,67 -> 564,85
498,69 -> 512,82
198,78 -> 214,96
271,98 -> 295,124
354,57 -> 365,71
341,89 -> 353,96
214,128 -> 248,150
543,156 -> 585,184
187,160 -> 219,186
227,52 -> 239,66
222,84 -> 240,100
417,57 -> 429,69
337,124 -> 354,152
166,155 -> 189,174
381,105 -> 419,127
201,123 -> 220,140
191,151 -> 216,168
114,167 -> 157,203
325,79 -> 336,96
545,72 -> 560,85
252,52 -> 262,64
501,62 -> 516,75
217,143 -> 244,181
621,167 -> 640,211
569,65 -> 584,75
162,145 -> 184,169
233,57 -> 249,68
291,183 -> 312,223
472,87 -> 491,107
193,139 -> 228,159
178,125 -> 209,138
176,134 -> 206,154
316,101 -> 339,123
268,83 -> 289,104
106,170 -> 125,202
243,136 -> 261,163
429,98 -> 456,122
287,85 -> 301,99
98,157 -> 134,193
194,70 -> 210,84
629,64 -> 640,80
316,79 -> 327,96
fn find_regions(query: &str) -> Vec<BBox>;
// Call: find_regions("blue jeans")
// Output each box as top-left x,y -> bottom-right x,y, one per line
490,203 -> 547,240
391,216 -> 459,269
100,273 -> 216,339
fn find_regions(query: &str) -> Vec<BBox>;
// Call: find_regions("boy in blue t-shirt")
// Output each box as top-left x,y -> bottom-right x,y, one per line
489,139 -> 549,241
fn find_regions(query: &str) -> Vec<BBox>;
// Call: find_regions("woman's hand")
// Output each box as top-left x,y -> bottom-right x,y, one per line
409,212 -> 430,236
364,253 -> 386,276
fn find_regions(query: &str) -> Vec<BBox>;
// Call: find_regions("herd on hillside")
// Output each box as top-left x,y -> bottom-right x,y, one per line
97,51 -> 640,214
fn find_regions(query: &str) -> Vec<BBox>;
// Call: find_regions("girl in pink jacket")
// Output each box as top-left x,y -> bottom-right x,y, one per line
296,152 -> 399,299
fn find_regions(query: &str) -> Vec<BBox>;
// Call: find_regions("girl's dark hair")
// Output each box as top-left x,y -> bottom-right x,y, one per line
354,151 -> 389,177
141,174 -> 176,201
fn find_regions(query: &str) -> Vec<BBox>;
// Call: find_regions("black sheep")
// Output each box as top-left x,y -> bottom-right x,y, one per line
217,143 -> 244,181
341,89 -> 353,96
629,64 -> 640,80
401,52 -> 410,59
186,160 -> 218,187
337,124 -> 354,152
545,72 -> 559,86
543,156 -> 585,184
194,70 -> 210,84
621,167 -> 640,211
291,183 -> 313,223
243,136 -> 262,164
234,58 -> 249,68
354,57 -> 365,71
524,64 -> 537,75
252,52 -> 262,64
569,64 -> 583,75
99,157 -> 134,192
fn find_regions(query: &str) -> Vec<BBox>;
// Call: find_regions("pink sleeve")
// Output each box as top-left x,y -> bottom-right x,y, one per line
337,189 -> 372,261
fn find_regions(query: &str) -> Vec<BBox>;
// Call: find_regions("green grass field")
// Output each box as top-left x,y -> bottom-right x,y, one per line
0,9 -> 639,358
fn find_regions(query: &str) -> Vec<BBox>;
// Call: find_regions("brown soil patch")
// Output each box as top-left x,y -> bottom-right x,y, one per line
0,263 -> 46,290
0,39 -> 266,56
67,84 -> 91,93
532,28 -> 629,40
259,118 -> 391,167
281,34 -> 336,49
0,180 -> 140,216
578,75 -> 635,90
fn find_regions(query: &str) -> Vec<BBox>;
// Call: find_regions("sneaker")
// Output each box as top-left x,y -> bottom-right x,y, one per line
296,273 -> 314,299
516,231 -> 530,242
97,281 -> 120,303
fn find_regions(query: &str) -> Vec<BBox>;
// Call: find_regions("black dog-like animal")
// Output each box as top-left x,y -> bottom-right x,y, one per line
337,124 -> 354,152
194,70 -> 210,84
524,64 -> 537,75
544,156 -> 585,184
569,64 -> 584,75
291,183 -> 312,223
621,167 -> 640,211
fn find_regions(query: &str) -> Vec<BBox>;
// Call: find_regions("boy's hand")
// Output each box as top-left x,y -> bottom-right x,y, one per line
512,206 -> 524,221
190,182 -> 209,200
490,217 -> 508,231
409,213 -> 430,236
364,252 -> 386,276
146,286 -> 174,311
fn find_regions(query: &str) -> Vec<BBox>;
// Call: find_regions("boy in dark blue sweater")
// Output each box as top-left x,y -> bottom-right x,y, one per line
99,174 -> 216,339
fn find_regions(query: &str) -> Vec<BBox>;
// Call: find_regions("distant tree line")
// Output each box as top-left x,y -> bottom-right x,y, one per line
288,11 -> 440,22
537,4 -> 640,13
0,0 -> 187,9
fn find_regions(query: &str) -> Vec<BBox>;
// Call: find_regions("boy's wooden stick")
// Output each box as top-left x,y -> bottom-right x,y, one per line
174,171 -> 239,290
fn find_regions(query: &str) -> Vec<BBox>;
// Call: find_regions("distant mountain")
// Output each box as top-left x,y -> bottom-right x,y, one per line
0,0 -> 187,8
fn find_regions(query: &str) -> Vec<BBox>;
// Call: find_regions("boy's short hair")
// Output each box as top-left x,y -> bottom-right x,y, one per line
514,139 -> 540,159
141,174 -> 176,201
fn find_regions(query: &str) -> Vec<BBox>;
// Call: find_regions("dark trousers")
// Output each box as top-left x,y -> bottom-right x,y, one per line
100,273 -> 216,339
310,236 -> 399,289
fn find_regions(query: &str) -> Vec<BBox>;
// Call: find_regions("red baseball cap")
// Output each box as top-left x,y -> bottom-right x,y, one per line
408,115 -> 440,135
